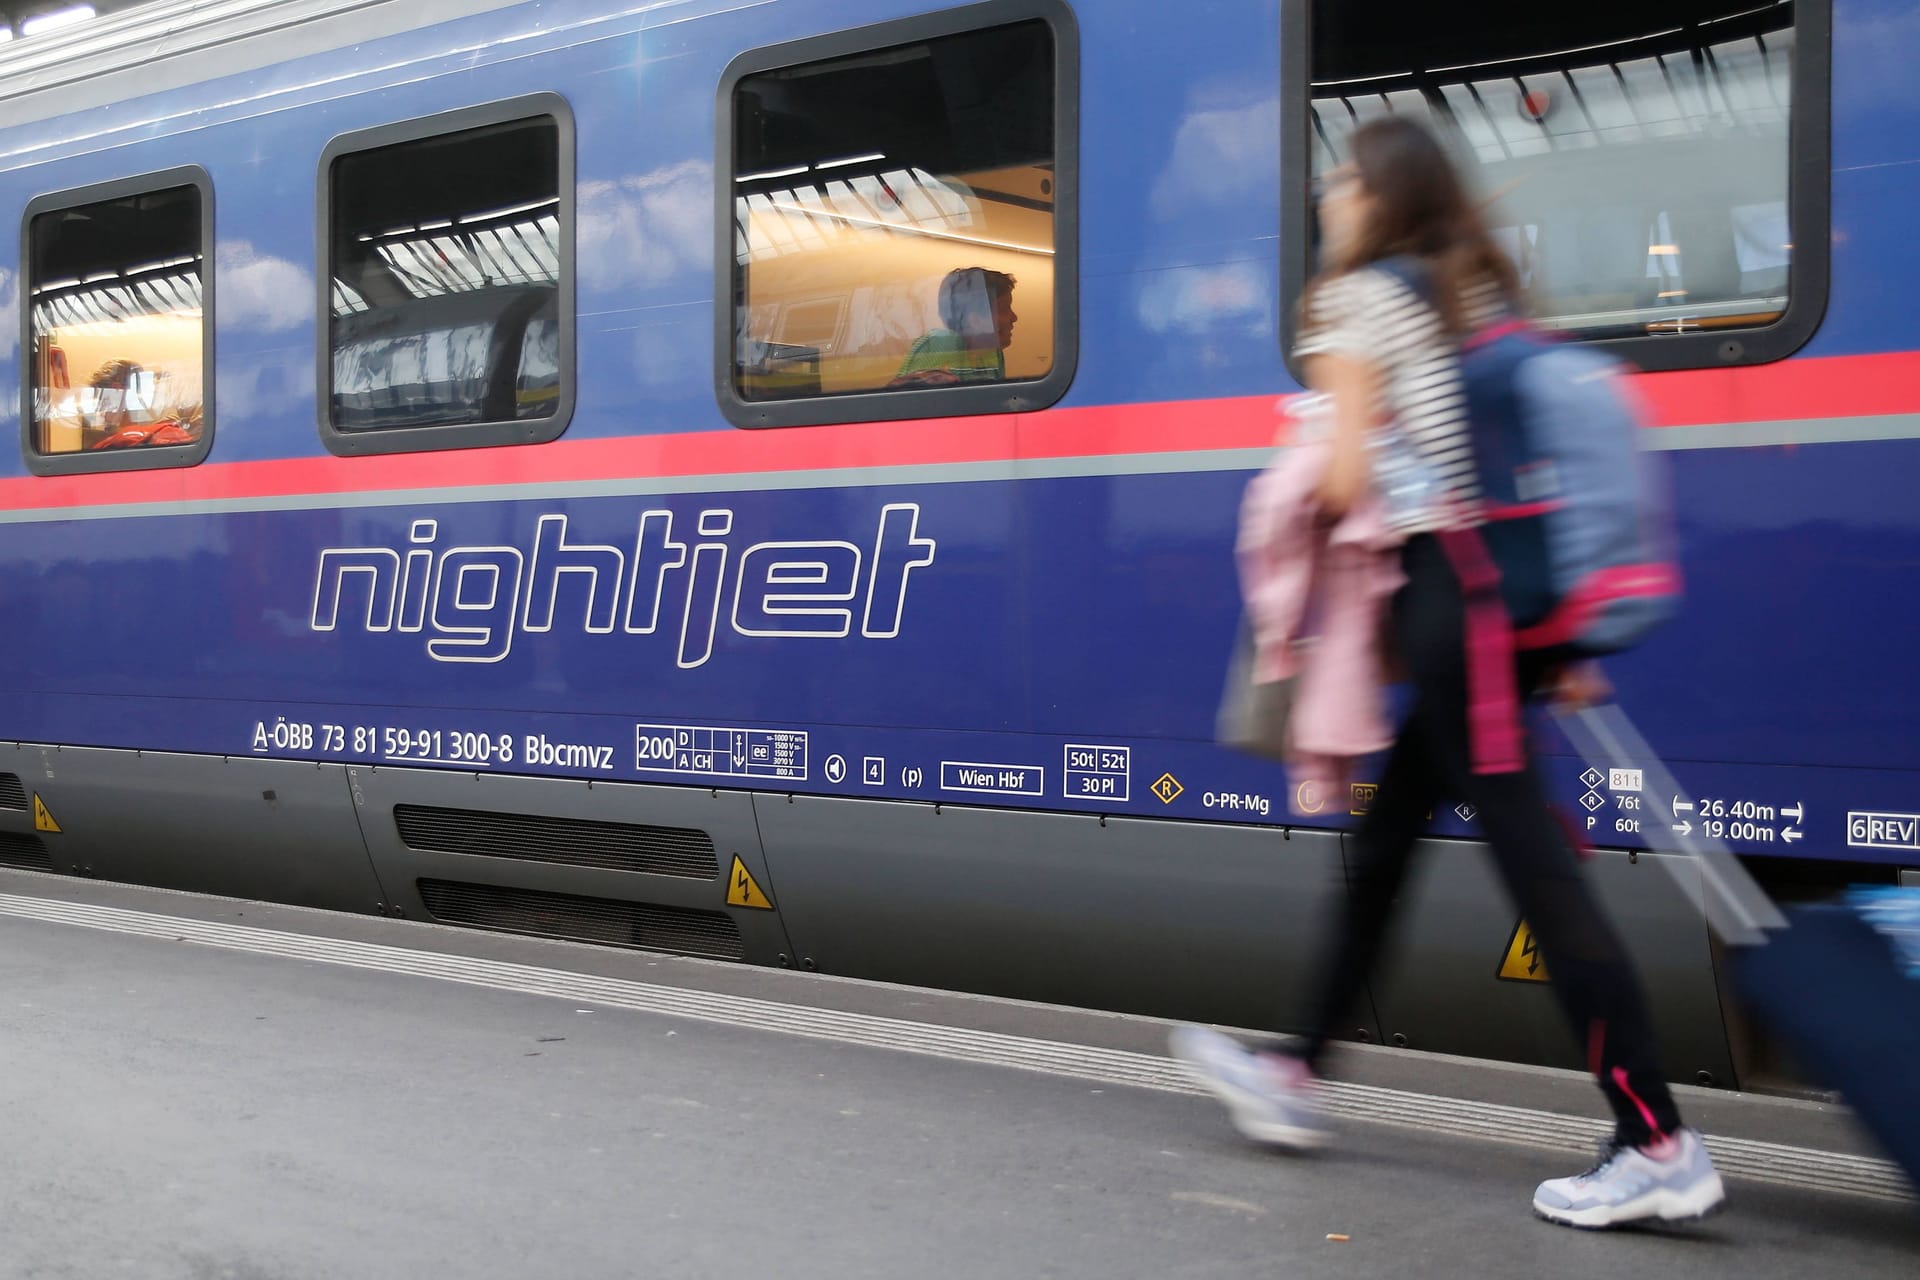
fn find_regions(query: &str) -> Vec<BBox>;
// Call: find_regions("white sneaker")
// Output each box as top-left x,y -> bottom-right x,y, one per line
1533,1129 -> 1726,1228
1167,1025 -> 1329,1152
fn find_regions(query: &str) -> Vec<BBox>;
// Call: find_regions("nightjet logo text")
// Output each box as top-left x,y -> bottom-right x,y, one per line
308,504 -> 937,666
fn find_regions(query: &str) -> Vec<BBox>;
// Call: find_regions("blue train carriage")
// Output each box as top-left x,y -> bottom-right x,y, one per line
0,0 -> 1911,1088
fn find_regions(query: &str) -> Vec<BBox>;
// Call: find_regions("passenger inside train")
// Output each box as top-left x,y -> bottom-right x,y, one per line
889,267 -> 1019,387
84,357 -> 199,450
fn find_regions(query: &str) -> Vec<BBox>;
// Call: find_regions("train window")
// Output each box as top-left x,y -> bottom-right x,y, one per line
717,0 -> 1079,428
21,168 -> 214,476
318,95 -> 574,456
1285,0 -> 1829,370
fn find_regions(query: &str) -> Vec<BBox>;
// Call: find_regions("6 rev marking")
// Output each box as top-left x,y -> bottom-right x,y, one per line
726,855 -> 774,911
32,794 -> 60,834
1497,919 -> 1549,983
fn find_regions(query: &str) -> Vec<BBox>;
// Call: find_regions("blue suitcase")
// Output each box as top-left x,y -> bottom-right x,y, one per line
1559,705 -> 1920,1191
1730,897 -> 1920,1187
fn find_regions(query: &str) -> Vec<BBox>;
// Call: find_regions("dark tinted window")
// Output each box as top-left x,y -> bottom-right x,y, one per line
731,19 -> 1057,403
1309,0 -> 1803,344
27,183 -> 205,458
327,114 -> 563,433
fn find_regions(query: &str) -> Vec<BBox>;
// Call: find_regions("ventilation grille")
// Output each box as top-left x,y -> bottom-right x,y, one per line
393,805 -> 718,879
0,833 -> 52,872
416,879 -> 745,961
0,774 -> 26,811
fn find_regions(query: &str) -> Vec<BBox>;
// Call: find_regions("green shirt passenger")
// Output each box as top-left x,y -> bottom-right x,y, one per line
891,267 -> 1018,388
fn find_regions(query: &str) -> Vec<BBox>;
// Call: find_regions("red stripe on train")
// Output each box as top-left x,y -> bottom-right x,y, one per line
2,350 -> 1917,513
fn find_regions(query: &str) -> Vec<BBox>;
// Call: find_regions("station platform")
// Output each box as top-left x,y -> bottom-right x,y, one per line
0,866 -> 1912,1279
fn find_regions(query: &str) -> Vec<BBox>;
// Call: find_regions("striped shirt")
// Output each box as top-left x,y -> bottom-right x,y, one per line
1294,265 -> 1501,533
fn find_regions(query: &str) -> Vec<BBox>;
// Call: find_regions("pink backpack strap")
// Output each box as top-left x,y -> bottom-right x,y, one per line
1462,318 -> 1531,351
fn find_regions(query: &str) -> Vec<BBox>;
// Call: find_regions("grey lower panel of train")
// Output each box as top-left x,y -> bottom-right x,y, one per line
1368,838 -> 1732,1085
0,743 -> 1730,1087
0,742 -> 383,911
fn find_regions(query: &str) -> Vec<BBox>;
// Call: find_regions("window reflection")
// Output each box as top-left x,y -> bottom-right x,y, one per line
1310,1 -> 1797,339
732,20 -> 1055,402
328,116 -> 562,431
28,184 -> 204,455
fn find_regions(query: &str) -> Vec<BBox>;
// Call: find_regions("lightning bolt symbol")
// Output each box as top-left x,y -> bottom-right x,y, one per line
736,868 -> 751,897
1522,933 -> 1543,976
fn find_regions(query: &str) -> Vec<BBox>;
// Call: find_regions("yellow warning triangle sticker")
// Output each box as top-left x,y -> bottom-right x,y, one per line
32,793 -> 61,834
1497,919 -> 1549,982
725,855 -> 773,910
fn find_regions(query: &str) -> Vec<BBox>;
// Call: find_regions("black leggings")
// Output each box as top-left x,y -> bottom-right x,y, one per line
1289,534 -> 1683,1147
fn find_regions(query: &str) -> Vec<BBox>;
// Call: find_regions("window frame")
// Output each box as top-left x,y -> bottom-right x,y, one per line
315,93 -> 576,458
713,0 -> 1080,430
1279,1 -> 1832,374
19,165 -> 216,477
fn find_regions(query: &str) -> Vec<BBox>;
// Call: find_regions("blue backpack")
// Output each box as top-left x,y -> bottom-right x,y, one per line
1377,259 -> 1680,656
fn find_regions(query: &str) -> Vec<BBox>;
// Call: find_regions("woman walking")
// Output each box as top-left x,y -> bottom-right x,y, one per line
1170,116 -> 1724,1230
